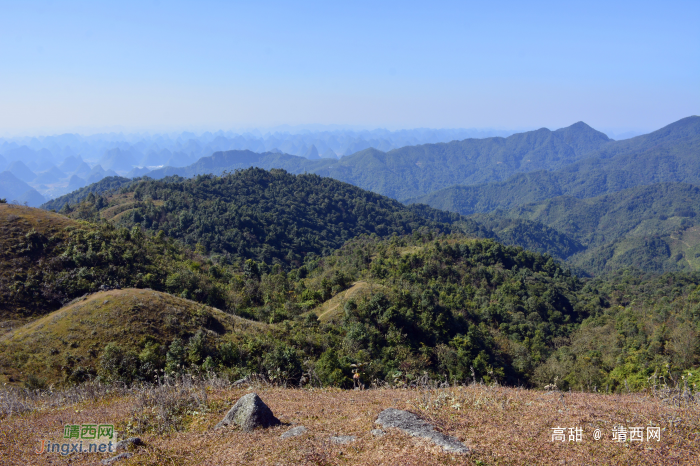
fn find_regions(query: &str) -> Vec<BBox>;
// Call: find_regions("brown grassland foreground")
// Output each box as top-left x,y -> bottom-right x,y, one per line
1,378 -> 699,466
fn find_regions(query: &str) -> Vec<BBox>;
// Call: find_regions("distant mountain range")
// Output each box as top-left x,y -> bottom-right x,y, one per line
36,115 -> 700,276
0,127 -> 519,205
410,116 -> 700,213
139,121 -> 615,201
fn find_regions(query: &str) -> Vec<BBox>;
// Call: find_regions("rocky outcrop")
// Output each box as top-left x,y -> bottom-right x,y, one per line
215,393 -> 280,431
375,408 -> 469,454
281,426 -> 307,439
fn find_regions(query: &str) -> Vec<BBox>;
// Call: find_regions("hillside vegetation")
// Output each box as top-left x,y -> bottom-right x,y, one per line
2,203 -> 699,394
0,204 -> 239,321
0,288 -> 266,386
54,169 -> 593,271
492,183 -> 700,274
411,116 -> 700,214
62,168 -> 490,267
536,269 -> 700,391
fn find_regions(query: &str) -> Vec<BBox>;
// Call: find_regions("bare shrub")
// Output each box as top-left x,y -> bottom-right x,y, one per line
127,374 -> 209,434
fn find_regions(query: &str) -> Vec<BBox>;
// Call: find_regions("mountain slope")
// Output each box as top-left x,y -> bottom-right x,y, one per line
0,204 -> 240,320
66,168 -> 490,267
493,183 -> 700,274
41,176 -> 132,211
412,116 -> 700,215
313,122 -> 611,200
141,122 -> 613,201
0,288 -> 267,385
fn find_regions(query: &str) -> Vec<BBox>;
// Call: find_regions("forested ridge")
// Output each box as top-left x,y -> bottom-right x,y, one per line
2,204 -> 699,392
61,168 -> 491,267
411,116 -> 700,214
140,121 -> 612,201
481,182 -> 700,274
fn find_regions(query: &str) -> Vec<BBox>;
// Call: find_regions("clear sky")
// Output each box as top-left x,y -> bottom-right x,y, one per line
1,0 -> 698,135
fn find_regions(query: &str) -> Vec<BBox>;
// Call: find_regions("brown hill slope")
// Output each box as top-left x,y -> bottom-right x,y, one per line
0,289 -> 266,386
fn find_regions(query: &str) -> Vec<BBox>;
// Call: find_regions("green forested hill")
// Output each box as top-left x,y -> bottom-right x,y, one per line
60,169 -> 593,269
65,168 -> 491,267
410,116 -> 700,214
469,214 -> 585,261
536,269 -> 700,391
482,183 -> 700,274
144,121 -> 612,201
3,204 -> 699,392
503,183 -> 700,247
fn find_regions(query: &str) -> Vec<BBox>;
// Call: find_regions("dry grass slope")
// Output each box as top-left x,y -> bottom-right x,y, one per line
311,282 -> 384,323
1,383 -> 698,465
0,289 -> 267,385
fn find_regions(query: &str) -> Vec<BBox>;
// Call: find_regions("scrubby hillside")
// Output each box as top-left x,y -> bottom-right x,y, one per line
0,204 -> 238,320
536,269 -> 700,391
491,183 -> 700,274
0,289 -> 266,386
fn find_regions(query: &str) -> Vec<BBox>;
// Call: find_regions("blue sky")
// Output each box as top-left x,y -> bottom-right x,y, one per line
1,0 -> 698,135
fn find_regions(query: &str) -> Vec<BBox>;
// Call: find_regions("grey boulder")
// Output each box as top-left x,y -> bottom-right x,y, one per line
375,408 -> 469,454
215,392 -> 281,431
281,426 -> 307,439
115,437 -> 143,451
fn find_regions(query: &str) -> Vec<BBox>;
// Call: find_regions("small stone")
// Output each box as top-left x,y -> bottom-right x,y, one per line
371,429 -> 385,437
101,452 -> 132,464
233,376 -> 250,387
215,392 -> 280,431
330,435 -> 356,444
281,426 -> 307,439
115,437 -> 143,451
375,408 -> 469,454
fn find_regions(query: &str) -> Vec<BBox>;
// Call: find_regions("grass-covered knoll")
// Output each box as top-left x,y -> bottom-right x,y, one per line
64,168 -> 488,267
0,204 -> 240,320
0,289 -> 266,386
411,116 -> 700,215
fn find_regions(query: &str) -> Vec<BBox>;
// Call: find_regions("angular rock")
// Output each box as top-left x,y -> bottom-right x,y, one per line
101,452 -> 132,464
281,426 -> 307,439
371,429 -> 386,437
215,392 -> 280,431
375,408 -> 469,454
115,437 -> 143,451
233,376 -> 250,387
330,435 -> 356,444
